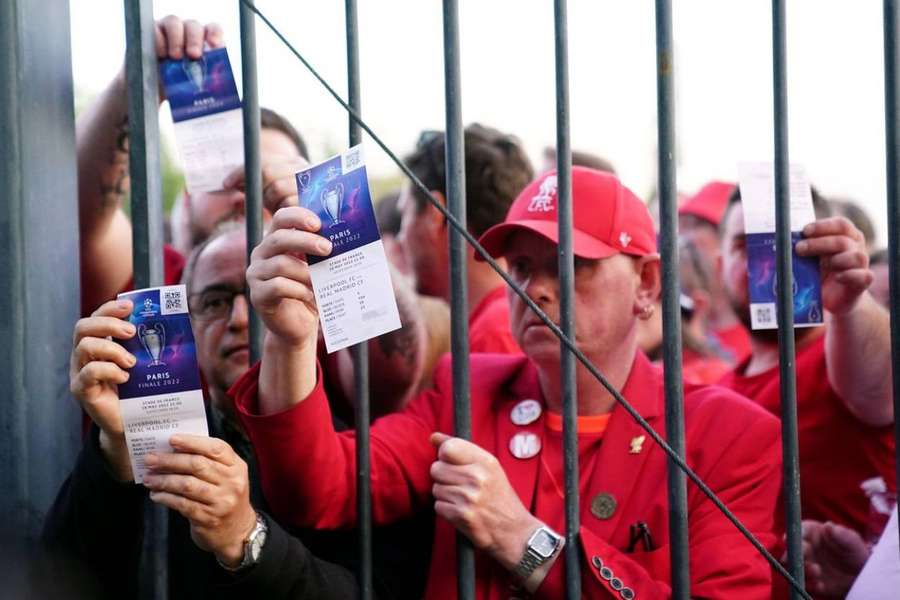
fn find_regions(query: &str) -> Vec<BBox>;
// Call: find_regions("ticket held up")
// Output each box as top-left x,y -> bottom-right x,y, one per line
737,162 -> 823,330
160,47 -> 243,194
296,145 -> 402,353
116,285 -> 208,483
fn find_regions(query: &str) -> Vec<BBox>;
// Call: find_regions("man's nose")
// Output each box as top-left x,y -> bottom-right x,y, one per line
228,292 -> 250,329
523,270 -> 557,306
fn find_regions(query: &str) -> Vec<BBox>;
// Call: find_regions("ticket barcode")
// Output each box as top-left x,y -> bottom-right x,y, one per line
163,289 -> 186,313
752,304 -> 777,329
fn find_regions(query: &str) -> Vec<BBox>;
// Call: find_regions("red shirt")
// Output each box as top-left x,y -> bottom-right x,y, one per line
714,322 -> 752,364
719,334 -> 896,536
468,286 -> 521,354
681,347 -> 732,385
232,352 -> 782,599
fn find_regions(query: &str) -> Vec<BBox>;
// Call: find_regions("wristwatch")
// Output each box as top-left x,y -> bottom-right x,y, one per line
513,524 -> 563,582
218,511 -> 269,572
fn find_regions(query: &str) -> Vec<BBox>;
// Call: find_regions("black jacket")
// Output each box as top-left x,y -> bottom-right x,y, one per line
40,412 -> 433,599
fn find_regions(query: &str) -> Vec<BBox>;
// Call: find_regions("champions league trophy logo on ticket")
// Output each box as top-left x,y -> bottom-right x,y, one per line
183,56 -> 207,92
321,166 -> 345,226
138,323 -> 167,367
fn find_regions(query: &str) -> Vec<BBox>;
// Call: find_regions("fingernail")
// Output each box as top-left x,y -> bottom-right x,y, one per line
144,454 -> 158,466
307,215 -> 321,230
123,324 -> 136,336
127,353 -> 137,366
169,435 -> 182,446
317,239 -> 333,254
796,241 -> 807,253
142,475 -> 156,486
118,300 -> 131,310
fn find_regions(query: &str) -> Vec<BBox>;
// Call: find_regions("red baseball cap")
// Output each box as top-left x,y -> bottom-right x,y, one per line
677,181 -> 735,226
477,167 -> 657,260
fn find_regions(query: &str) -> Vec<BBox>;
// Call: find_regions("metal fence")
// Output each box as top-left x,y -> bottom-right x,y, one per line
2,1 -> 899,599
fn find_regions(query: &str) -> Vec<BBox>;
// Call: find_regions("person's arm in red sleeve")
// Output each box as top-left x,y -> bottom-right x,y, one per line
797,217 -> 893,426
232,357 -> 443,530
78,17 -> 223,313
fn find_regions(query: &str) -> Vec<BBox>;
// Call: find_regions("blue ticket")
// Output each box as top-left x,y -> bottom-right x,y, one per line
738,162 -> 823,329
116,285 -> 208,483
296,145 -> 401,352
160,47 -> 243,193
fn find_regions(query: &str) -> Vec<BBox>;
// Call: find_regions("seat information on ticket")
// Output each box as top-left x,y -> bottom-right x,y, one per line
296,145 -> 401,353
116,285 -> 208,483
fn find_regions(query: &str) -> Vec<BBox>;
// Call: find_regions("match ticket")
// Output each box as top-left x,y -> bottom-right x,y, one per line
116,285 -> 208,483
296,145 -> 401,353
160,47 -> 243,193
738,162 -> 823,330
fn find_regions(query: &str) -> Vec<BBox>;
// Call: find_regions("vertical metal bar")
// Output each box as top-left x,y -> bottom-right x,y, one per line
239,0 -> 264,363
0,0 -> 81,539
552,1 -> 580,598
654,1 -> 690,597
345,1 -> 373,598
441,1 -> 474,597
125,0 -> 163,291
883,0 -> 900,558
123,1 -> 167,598
771,1 -> 805,596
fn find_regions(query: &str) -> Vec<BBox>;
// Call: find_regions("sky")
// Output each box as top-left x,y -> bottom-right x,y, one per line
70,0 -> 891,245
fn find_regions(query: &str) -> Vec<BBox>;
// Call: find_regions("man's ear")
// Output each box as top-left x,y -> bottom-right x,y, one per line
426,189 -> 448,232
635,254 -> 662,310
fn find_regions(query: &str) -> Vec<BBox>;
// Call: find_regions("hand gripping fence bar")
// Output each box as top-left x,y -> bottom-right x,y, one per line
123,1 -> 168,599
238,1 -> 812,596
343,1 -> 375,598
439,2 -> 477,599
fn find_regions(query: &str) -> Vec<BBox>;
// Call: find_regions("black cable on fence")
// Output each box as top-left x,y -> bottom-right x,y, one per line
237,1 -> 812,596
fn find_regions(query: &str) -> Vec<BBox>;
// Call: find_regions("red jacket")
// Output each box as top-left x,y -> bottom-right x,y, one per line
232,352 -> 782,599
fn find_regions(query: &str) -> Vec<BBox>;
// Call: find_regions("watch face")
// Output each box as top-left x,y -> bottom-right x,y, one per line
249,529 -> 267,562
532,530 -> 557,558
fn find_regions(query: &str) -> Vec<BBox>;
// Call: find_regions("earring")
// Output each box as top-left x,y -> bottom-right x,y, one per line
638,304 -> 655,320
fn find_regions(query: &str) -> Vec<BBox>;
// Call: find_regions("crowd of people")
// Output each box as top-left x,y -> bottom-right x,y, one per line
38,15 -> 898,599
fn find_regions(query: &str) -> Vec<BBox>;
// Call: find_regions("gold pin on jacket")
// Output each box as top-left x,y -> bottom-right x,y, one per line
629,435 -> 646,454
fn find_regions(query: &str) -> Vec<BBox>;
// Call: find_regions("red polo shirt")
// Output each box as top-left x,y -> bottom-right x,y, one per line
719,333 -> 896,536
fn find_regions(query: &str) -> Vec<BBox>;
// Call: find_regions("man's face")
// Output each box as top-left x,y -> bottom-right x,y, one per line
679,214 -> 721,266
396,182 -> 449,298
188,127 -> 301,247
504,230 -> 643,367
189,230 -> 250,397
719,203 -> 753,329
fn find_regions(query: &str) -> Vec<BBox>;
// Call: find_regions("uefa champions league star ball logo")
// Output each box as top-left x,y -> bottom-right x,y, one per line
138,323 -> 167,367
